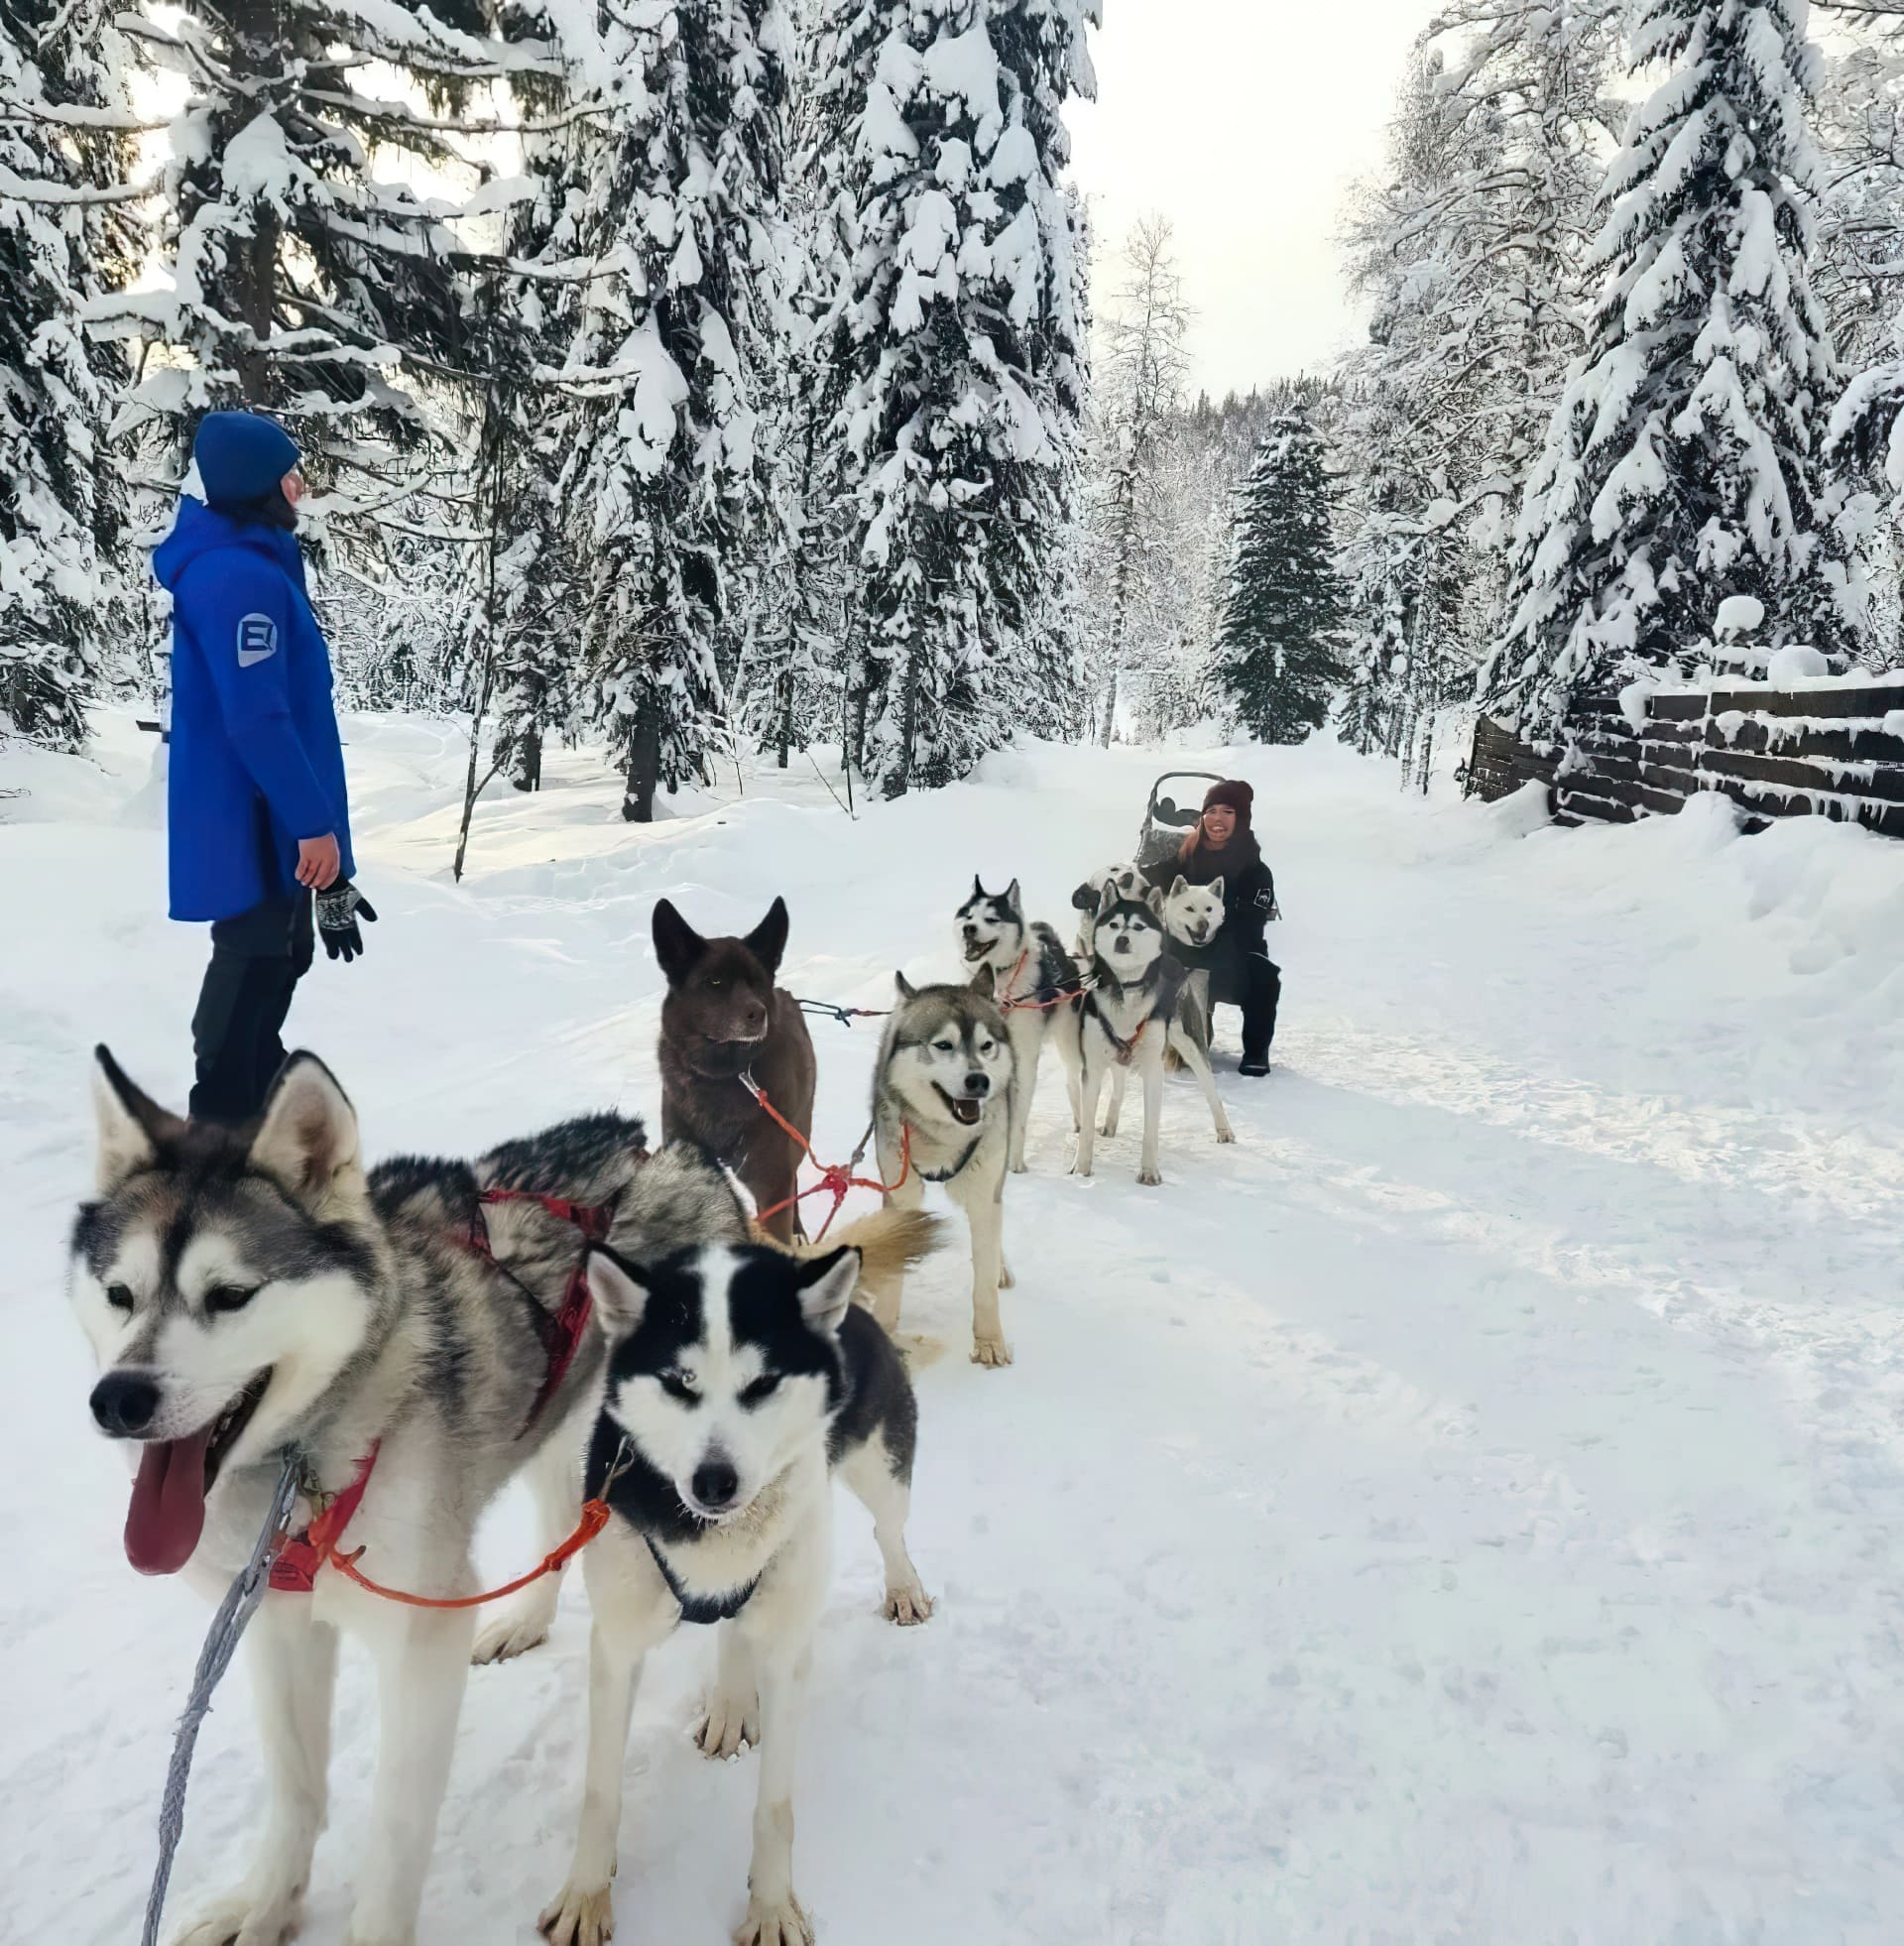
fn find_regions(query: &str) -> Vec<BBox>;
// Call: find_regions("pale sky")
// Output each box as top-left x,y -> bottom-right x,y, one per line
1070,0 -> 1438,402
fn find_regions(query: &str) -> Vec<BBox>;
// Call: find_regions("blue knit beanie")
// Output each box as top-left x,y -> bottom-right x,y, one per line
193,412 -> 300,508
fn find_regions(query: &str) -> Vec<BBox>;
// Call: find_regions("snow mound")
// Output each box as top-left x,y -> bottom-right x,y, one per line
1766,643 -> 1832,685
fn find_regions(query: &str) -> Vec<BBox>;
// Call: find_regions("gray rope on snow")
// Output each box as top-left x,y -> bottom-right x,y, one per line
142,1457 -> 300,1946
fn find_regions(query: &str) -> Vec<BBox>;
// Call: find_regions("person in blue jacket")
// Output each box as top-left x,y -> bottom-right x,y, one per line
155,411 -> 377,1125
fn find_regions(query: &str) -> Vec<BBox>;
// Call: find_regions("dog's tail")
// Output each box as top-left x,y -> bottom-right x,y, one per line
1163,1044 -> 1185,1074
756,1205 -> 942,1286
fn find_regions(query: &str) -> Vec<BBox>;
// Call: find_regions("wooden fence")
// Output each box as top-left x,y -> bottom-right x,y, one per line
1467,674 -> 1904,839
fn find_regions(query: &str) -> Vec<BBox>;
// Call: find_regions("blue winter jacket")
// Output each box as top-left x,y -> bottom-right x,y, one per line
155,498 -> 355,922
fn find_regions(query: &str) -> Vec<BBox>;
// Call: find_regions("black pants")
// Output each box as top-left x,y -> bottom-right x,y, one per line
189,893 -> 314,1125
1211,951 -> 1281,1062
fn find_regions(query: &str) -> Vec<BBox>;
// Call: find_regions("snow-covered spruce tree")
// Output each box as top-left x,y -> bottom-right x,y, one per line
91,0 -> 535,521
0,0 -> 141,748
812,0 -> 1099,798
1481,0 -> 1868,736
552,0 -> 787,821
1335,13 -> 1619,756
1210,413 -> 1348,745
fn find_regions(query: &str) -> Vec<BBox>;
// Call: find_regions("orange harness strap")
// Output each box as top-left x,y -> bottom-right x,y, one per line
746,1073 -> 912,1241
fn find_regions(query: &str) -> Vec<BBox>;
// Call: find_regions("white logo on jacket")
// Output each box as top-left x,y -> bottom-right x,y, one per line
236,614 -> 278,666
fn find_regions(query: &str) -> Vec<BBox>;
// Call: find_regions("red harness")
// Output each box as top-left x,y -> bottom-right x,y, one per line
268,1185 -> 613,1598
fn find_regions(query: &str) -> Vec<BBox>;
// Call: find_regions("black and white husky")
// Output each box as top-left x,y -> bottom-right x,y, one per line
1069,860 -> 1146,959
954,876 -> 1083,1171
68,1048 -> 752,1946
1075,886 -> 1236,1185
539,1238 -> 931,1946
864,971 -> 1017,1366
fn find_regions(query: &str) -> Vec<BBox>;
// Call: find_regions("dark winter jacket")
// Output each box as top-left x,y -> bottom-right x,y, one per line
1146,833 -> 1277,962
155,496 -> 354,922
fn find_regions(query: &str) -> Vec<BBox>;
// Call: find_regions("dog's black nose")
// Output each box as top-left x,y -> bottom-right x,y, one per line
91,1371 -> 160,1437
964,1072 -> 990,1097
691,1457 -> 739,1511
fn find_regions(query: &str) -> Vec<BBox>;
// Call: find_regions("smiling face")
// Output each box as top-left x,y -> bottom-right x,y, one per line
888,979 -> 1013,1132
954,878 -> 1024,970
70,1051 -> 379,1575
1163,876 -> 1226,948
588,1243 -> 856,1525
1201,804 -> 1238,848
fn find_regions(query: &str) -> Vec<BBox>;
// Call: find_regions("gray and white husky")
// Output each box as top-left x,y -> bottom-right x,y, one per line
862,972 -> 1017,1366
69,1047 -> 750,1946
954,876 -> 1083,1171
1075,886 -> 1236,1186
539,1231 -> 933,1946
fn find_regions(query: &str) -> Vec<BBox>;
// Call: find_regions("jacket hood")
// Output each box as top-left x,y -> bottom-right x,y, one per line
153,496 -> 301,592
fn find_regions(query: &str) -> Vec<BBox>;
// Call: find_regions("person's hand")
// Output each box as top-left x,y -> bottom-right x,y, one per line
317,880 -> 378,963
297,833 -> 341,890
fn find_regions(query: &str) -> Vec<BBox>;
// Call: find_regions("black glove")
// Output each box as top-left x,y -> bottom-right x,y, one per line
316,880 -> 378,963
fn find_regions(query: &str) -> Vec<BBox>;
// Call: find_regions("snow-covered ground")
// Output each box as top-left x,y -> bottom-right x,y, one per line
6,717 -> 1904,1943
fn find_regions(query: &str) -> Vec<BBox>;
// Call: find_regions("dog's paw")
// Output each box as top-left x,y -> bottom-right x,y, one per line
471,1592 -> 556,1665
885,1581 -> 935,1625
539,1882 -> 615,1946
695,1687 -> 761,1760
173,1888 -> 301,1946
1136,1167 -> 1163,1187
971,1334 -> 1012,1369
1216,1127 -> 1237,1146
999,1261 -> 1016,1290
735,1892 -> 814,1946
344,1929 -> 415,1946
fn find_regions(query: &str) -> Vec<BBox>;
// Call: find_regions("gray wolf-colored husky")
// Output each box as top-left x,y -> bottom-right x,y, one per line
954,876 -> 1082,1171
538,1223 -> 934,1946
69,1047 -> 750,1946
861,971 -> 1016,1366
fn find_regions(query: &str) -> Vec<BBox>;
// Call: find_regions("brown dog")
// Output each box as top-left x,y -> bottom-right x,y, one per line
654,896 -> 817,1243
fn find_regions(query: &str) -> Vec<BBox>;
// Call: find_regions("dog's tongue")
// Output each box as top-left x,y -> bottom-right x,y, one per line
124,1429 -> 213,1576
951,1098 -> 982,1126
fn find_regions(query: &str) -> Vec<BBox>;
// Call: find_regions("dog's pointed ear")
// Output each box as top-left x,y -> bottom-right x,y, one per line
894,971 -> 917,1001
794,1246 -> 860,1337
1003,878 -> 1020,911
1144,886 -> 1166,918
743,897 -> 789,978
1097,882 -> 1120,916
585,1247 -> 650,1337
92,1045 -> 187,1193
1209,875 -> 1225,903
652,899 -> 707,985
247,1053 -> 359,1205
971,963 -> 997,1000
1169,874 -> 1188,898
970,874 -> 986,900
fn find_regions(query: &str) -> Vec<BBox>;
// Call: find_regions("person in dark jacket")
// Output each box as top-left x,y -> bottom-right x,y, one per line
155,411 -> 376,1125
1145,779 -> 1280,1076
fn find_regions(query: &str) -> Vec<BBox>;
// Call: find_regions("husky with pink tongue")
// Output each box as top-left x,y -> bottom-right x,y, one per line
69,1046 -> 751,1946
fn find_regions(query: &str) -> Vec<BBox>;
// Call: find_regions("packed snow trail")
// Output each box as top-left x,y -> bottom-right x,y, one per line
4,721 -> 1903,1943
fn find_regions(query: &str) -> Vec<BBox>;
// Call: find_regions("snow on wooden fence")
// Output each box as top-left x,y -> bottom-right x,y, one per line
1467,674 -> 1904,838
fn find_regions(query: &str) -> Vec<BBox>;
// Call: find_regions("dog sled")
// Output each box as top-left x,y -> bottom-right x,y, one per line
1135,772 -> 1226,872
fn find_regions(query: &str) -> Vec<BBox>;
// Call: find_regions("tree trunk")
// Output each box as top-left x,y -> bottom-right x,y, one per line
776,669 -> 792,770
622,699 -> 661,822
1099,668 -> 1118,748
509,723 -> 542,792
